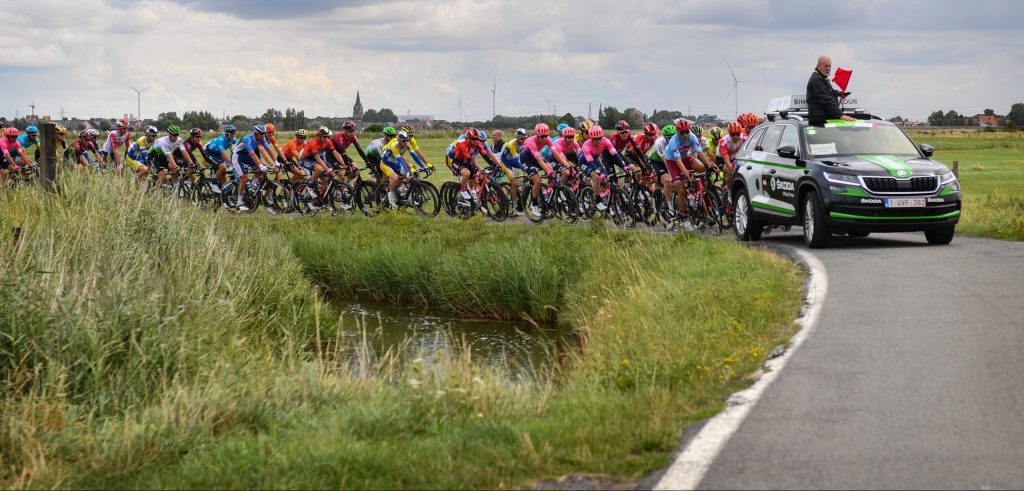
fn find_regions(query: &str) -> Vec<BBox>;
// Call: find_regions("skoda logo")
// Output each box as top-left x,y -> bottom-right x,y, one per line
770,177 -> 777,191
897,169 -> 908,177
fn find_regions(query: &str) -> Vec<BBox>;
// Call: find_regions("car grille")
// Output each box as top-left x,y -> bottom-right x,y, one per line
862,176 -> 938,194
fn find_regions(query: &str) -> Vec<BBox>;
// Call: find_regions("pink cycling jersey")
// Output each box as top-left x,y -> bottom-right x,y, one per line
718,133 -> 747,158
0,138 -> 22,159
549,137 -> 580,160
522,135 -> 552,161
581,137 -> 619,163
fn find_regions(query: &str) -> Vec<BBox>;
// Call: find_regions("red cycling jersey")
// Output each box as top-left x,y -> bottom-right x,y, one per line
332,132 -> 359,153
453,139 -> 490,162
73,139 -> 97,158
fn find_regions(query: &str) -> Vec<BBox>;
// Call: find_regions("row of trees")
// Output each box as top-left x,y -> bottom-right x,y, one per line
924,104 -> 1024,127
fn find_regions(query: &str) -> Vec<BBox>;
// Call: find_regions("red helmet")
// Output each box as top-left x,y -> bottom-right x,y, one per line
642,122 -> 658,135
465,128 -> 481,140
117,118 -> 129,128
5,128 -> 19,137
727,121 -> 744,135
588,126 -> 604,139
614,120 -> 629,132
190,127 -> 203,137
342,121 -> 356,131
561,127 -> 576,138
674,119 -> 692,133
739,113 -> 758,128
534,123 -> 550,136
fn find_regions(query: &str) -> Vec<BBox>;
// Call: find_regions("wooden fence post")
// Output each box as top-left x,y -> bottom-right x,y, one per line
40,122 -> 57,191
952,160 -> 959,178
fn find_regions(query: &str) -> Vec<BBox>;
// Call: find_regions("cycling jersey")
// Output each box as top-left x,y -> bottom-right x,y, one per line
150,135 -> 186,157
581,137 -> 619,163
205,135 -> 238,155
382,138 -> 427,172
365,137 -> 388,158
452,139 -> 490,162
648,136 -> 669,163
16,135 -> 38,161
519,135 -> 551,165
182,138 -> 208,164
717,133 -> 747,158
280,137 -> 305,160
0,138 -> 23,168
634,134 -> 657,157
664,132 -> 704,161
127,136 -> 154,162
101,129 -> 131,153
73,139 -> 98,159
549,136 -> 580,163
233,134 -> 272,165
299,137 -> 335,161
331,132 -> 359,153
380,141 -> 425,177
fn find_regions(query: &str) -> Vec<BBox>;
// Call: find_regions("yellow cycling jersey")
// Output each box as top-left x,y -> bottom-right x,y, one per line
382,138 -> 426,171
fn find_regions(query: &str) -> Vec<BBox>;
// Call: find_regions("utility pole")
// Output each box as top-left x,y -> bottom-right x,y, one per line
491,76 -> 496,119
28,101 -> 36,119
588,103 -> 592,121
543,96 -> 552,116
127,83 -> 153,123
60,108 -> 65,120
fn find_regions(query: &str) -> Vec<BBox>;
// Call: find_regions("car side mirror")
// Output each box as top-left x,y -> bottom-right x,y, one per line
919,144 -> 934,158
777,145 -> 798,159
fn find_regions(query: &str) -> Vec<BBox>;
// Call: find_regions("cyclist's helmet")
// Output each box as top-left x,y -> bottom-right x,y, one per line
397,131 -> 411,142
295,129 -> 309,138
556,123 -> 569,133
692,126 -> 703,137
4,128 -> 18,137
54,125 -> 66,134
674,119 -> 692,133
561,127 -> 576,138
400,125 -> 414,135
166,125 -> 181,135
383,126 -> 397,136
252,124 -> 267,135
727,121 -> 743,135
265,123 -> 276,134
145,125 -> 158,136
709,126 -> 724,141
342,120 -> 356,131
316,126 -> 331,137
642,122 -> 658,136
515,128 -> 528,138
79,129 -> 89,139
739,113 -> 759,128
480,130 -> 488,141
588,126 -> 604,139
189,127 -> 202,137
614,120 -> 629,132
579,120 -> 592,132
662,125 -> 677,137
534,123 -> 550,136
465,128 -> 481,140
223,124 -> 237,135
117,118 -> 129,128
87,128 -> 100,139
26,125 -> 38,134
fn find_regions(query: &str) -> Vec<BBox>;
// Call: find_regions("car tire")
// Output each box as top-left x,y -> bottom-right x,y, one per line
733,186 -> 763,241
924,226 -> 955,245
802,190 -> 831,248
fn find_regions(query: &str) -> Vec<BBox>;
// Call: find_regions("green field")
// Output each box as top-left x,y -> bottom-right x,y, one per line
0,173 -> 803,488
907,130 -> 1024,240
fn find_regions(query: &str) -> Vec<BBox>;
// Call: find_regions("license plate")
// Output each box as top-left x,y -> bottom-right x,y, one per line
884,198 -> 926,208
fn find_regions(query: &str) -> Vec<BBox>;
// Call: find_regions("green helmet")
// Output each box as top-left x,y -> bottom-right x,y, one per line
383,126 -> 397,136
661,125 -> 677,137
166,125 -> 181,135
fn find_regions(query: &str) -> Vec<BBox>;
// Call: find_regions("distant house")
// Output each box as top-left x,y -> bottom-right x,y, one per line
978,114 -> 999,127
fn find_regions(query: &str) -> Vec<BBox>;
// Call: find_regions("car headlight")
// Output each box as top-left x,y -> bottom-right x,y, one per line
939,172 -> 957,185
824,172 -> 860,186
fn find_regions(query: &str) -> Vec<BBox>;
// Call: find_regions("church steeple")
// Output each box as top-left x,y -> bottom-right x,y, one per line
353,91 -> 364,122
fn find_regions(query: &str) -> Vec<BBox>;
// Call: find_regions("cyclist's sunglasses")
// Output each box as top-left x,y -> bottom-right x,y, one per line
297,135 -> 307,139
729,132 -> 741,137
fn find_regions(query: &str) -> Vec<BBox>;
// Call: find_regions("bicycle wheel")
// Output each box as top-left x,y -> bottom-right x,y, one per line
554,186 -> 579,224
710,185 -> 731,230
610,189 -> 636,228
197,179 -> 222,212
353,180 -> 377,216
576,187 -> 597,220
702,191 -> 723,236
329,181 -> 355,214
221,181 -> 238,211
686,193 -> 706,232
482,182 -> 509,221
410,181 -> 441,217
175,180 -> 194,202
439,181 -> 458,217
631,186 -> 658,226
292,179 -> 316,216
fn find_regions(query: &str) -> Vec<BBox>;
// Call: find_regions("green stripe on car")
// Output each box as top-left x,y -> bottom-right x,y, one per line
857,154 -> 914,178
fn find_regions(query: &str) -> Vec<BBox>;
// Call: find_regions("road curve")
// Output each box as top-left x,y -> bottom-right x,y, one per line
688,232 -> 1024,489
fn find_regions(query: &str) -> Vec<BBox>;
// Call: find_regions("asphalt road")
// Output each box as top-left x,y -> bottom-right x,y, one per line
696,231 -> 1024,490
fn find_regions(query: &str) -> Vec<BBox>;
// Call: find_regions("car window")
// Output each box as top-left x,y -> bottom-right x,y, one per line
779,125 -> 800,152
744,128 -> 765,150
803,123 -> 920,157
760,125 -> 784,153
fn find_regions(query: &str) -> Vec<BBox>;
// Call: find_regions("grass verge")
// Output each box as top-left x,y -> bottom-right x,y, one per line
1,177 -> 803,489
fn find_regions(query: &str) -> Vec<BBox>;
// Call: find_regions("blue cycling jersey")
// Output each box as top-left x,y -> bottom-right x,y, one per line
663,133 -> 703,161
233,134 -> 270,164
205,135 -> 238,154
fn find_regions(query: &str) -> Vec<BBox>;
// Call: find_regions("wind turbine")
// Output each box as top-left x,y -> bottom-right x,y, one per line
490,76 -> 496,119
724,63 -> 756,118
453,96 -> 472,123
28,101 -> 36,119
127,83 -> 153,123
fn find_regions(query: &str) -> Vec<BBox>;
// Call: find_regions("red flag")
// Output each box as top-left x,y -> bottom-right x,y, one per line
832,67 -> 853,92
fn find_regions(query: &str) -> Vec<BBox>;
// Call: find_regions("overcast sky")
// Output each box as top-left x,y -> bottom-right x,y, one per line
2,0 -> 1021,123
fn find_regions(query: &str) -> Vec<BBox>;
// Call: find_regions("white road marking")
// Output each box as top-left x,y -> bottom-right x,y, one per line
654,246 -> 828,491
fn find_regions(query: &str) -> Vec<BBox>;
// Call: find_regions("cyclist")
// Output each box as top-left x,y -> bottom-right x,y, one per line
452,127 -> 501,206
298,126 -> 346,207
580,125 -> 627,212
330,121 -> 367,178
398,125 -> 433,171
718,121 -> 747,188
518,123 -> 555,217
738,113 -> 759,134
127,125 -> 158,181
664,119 -> 715,219
230,124 -> 276,211
72,129 -> 101,169
498,128 -> 530,213
575,120 -> 593,146
203,124 -> 238,192
264,123 -> 287,166
609,120 -> 644,174
549,126 -> 580,184
379,130 -> 427,208
1,128 -> 34,185
707,126 -> 724,159
648,125 -> 676,215
16,125 -> 39,164
364,126 -> 396,182
53,125 -> 71,164
631,122 -> 660,184
181,128 -> 212,179
384,126 -> 433,175
100,119 -> 132,170
149,125 -> 194,189
278,129 -> 309,180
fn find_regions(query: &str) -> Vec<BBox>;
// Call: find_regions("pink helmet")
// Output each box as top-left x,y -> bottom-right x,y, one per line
534,123 -> 550,136
561,127 -> 576,138
587,126 -> 604,139
643,122 -> 658,135
5,128 -> 19,137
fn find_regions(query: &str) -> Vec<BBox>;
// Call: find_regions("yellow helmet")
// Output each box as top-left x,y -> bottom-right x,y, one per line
55,125 -> 67,134
579,120 -> 592,132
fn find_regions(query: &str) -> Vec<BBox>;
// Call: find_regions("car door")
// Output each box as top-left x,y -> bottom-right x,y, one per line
751,124 -> 797,218
736,126 -> 767,205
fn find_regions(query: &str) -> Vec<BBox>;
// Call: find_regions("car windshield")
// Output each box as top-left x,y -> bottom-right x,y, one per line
803,123 -> 920,157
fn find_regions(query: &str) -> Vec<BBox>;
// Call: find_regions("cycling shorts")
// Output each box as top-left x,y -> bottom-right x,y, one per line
452,158 -> 480,176
665,154 -> 695,183
380,159 -> 409,178
231,149 -> 260,176
650,159 -> 668,178
518,150 -> 543,178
